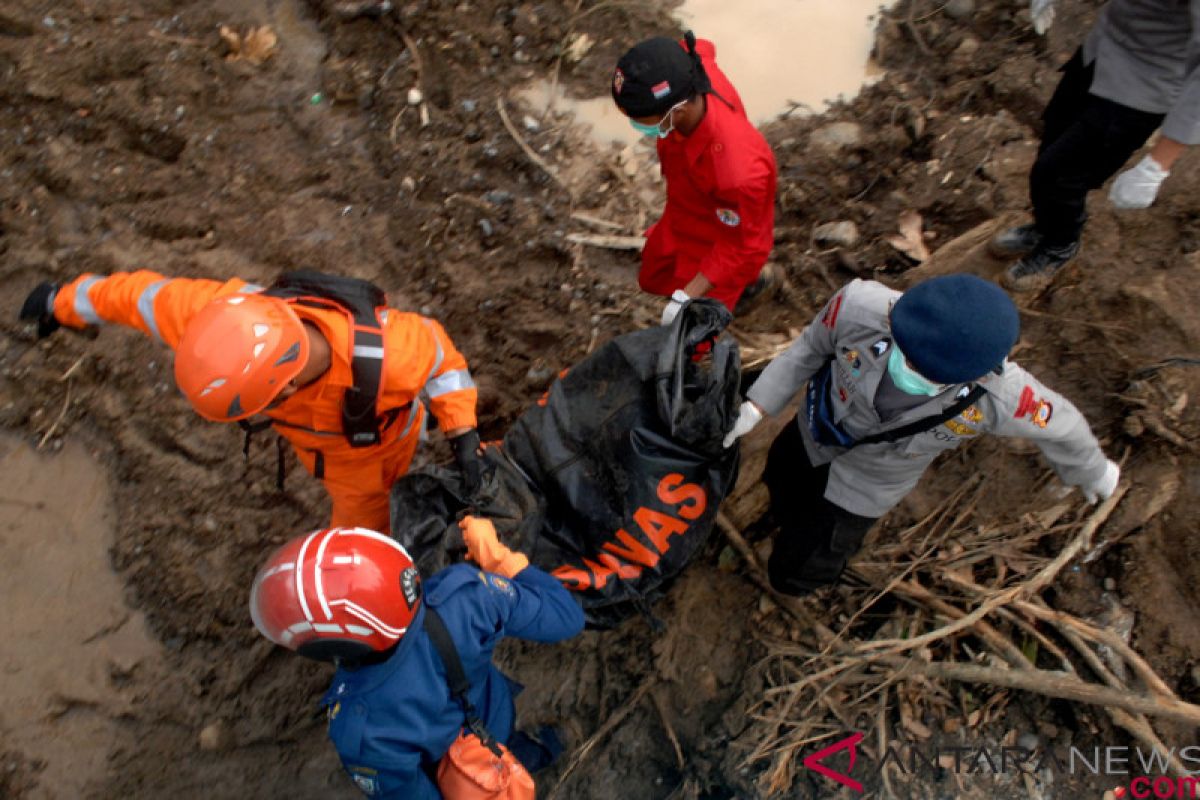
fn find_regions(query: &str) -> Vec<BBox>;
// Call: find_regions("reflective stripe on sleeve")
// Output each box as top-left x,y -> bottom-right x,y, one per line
137,279 -> 169,341
420,319 -> 445,382
425,368 -> 475,398
73,275 -> 104,325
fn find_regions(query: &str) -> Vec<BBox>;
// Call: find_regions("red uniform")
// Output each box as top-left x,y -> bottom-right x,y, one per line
52,270 -> 477,532
640,39 -> 777,311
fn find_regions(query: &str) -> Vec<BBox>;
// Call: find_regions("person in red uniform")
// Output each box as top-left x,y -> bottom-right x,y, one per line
611,32 -> 778,324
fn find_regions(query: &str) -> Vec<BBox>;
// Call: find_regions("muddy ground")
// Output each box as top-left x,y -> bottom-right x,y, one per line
1,0 -> 1198,797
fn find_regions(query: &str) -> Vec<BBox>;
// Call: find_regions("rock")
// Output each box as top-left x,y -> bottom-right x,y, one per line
1017,732 -> 1039,752
199,722 -> 224,751
483,189 -> 513,205
524,364 -> 554,387
813,220 -> 860,248
1103,577 -> 1116,592
810,121 -> 862,152
406,87 -> 423,106
944,0 -> 975,19
954,36 -> 981,58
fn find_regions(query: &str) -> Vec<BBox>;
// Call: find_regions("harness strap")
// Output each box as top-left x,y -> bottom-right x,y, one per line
856,384 -> 987,446
423,607 -> 504,757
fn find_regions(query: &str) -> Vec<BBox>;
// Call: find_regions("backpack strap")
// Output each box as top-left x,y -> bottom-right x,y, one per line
423,607 -> 503,757
855,384 -> 987,447
262,270 -> 390,449
343,314 -> 385,448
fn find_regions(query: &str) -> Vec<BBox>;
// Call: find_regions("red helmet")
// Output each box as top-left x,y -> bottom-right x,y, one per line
250,527 -> 422,662
174,293 -> 310,422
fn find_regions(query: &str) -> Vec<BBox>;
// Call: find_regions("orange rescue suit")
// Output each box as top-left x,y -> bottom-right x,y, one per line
53,270 -> 478,532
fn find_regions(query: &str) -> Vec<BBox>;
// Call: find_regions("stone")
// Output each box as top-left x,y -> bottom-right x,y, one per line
813,220 -> 860,248
199,722 -> 224,751
944,0 -> 976,20
955,36 -> 981,58
810,121 -> 862,152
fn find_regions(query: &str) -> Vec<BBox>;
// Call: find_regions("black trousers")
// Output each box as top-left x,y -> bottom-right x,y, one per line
763,418 -> 878,596
1030,49 -> 1165,248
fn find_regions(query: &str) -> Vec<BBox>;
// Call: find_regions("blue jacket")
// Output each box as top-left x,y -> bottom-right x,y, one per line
322,563 -> 585,798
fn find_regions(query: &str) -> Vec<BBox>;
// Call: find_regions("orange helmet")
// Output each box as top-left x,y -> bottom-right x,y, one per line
249,527 -> 423,662
174,293 -> 309,422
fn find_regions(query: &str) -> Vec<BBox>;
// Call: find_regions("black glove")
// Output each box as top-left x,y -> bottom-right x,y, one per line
449,429 -> 483,495
19,282 -> 61,338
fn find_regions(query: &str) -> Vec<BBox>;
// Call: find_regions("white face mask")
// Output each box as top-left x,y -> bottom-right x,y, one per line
629,101 -> 686,139
887,346 -> 946,396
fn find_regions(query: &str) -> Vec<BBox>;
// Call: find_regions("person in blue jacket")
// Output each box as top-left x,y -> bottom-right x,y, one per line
249,518 -> 585,798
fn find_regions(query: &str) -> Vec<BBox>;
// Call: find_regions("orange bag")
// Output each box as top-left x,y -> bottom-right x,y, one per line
436,731 -> 535,800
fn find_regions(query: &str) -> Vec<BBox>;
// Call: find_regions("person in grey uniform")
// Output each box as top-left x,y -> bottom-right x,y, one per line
996,0 -> 1199,291
721,274 -> 1120,596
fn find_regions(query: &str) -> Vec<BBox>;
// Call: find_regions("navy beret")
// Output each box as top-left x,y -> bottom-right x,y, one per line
890,274 -> 1019,384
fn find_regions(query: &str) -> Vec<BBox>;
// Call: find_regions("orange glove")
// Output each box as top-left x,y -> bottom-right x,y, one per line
460,516 -> 529,578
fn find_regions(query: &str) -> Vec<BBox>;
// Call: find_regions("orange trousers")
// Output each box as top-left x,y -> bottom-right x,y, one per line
290,406 -> 424,533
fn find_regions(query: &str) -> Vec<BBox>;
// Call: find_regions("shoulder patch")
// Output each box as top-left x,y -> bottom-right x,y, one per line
1014,386 -> 1054,428
821,293 -> 845,330
715,208 -> 740,226
486,574 -> 515,596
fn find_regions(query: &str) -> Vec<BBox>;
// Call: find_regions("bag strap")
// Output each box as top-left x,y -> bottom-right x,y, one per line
423,607 -> 504,757
854,384 -> 987,447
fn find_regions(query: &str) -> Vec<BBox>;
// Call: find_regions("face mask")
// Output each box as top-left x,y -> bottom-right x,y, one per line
887,346 -> 945,396
629,101 -> 684,139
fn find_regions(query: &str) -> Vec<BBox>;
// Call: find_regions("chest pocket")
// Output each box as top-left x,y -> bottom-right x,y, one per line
328,698 -> 369,761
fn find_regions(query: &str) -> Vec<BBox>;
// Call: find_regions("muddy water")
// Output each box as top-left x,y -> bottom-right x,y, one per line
0,435 -> 159,799
525,0 -> 893,147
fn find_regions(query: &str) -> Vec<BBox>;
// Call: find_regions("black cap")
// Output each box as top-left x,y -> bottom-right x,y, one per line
612,31 -> 709,118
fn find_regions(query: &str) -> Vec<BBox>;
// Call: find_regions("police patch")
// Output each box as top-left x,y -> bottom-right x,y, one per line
400,567 -> 421,609
715,208 -> 741,227
612,68 -> 625,95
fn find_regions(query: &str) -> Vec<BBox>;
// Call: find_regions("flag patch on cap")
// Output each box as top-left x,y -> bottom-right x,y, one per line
651,80 -> 671,99
612,68 -> 625,94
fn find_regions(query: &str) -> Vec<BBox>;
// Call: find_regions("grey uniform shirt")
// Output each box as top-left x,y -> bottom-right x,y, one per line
746,279 -> 1109,518
1083,0 -> 1200,144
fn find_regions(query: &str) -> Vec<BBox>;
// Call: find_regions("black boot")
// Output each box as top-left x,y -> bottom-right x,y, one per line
988,223 -> 1042,258
1002,240 -> 1080,292
733,263 -> 781,315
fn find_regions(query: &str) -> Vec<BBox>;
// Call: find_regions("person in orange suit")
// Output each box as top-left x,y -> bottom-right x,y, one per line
19,269 -> 481,533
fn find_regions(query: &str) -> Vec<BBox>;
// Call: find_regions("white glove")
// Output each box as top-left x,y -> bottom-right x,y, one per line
1031,0 -> 1056,34
661,289 -> 692,326
1109,155 -> 1170,209
722,401 -> 764,448
1081,459 -> 1120,504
